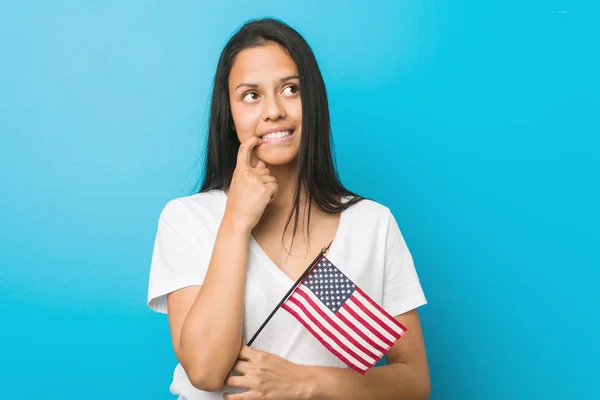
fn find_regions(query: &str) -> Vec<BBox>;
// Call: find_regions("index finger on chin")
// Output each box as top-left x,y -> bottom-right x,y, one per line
237,136 -> 262,168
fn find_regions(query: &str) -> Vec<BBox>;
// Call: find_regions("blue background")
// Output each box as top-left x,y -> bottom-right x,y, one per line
1,1 -> 598,399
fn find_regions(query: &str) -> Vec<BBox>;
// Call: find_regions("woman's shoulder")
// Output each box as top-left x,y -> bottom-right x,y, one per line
158,189 -> 226,228
346,195 -> 394,222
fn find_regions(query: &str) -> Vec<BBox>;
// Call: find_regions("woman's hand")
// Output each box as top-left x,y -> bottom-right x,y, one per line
224,136 -> 278,232
223,345 -> 314,399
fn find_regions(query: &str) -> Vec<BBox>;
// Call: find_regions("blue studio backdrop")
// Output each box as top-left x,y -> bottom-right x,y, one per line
1,1 -> 598,399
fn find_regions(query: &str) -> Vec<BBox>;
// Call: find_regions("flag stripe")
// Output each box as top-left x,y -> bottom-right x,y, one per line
287,296 -> 374,367
338,306 -> 391,349
356,288 -> 407,333
296,288 -> 381,358
294,288 -> 379,360
342,302 -> 394,346
282,303 -> 367,374
349,295 -> 402,339
348,297 -> 398,342
336,312 -> 387,354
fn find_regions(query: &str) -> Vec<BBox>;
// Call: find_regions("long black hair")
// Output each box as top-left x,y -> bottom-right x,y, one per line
195,17 -> 365,251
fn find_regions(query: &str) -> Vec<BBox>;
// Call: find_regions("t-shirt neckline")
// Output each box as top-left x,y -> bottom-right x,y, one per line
214,189 -> 351,286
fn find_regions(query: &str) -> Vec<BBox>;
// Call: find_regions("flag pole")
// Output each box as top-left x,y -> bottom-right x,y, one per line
247,240 -> 333,346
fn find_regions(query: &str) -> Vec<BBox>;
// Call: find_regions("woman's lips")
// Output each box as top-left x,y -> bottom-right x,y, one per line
261,130 -> 295,144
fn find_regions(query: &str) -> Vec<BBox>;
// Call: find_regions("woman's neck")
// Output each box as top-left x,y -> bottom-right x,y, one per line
263,159 -> 303,215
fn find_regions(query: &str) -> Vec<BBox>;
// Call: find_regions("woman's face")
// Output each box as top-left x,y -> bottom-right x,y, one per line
228,42 -> 302,166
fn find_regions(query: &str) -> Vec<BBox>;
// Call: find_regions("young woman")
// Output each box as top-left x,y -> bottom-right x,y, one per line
148,18 -> 430,400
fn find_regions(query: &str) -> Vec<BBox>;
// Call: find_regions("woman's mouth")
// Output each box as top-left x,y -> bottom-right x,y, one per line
260,129 -> 295,144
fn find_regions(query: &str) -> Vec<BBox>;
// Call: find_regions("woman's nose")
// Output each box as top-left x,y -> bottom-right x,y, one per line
262,95 -> 286,121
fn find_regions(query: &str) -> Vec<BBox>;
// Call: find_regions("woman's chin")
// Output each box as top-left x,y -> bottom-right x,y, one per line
255,148 -> 299,166
258,154 -> 299,167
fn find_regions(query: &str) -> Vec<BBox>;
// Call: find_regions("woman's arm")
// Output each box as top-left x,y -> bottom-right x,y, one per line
223,309 -> 430,399
167,215 -> 251,391
306,309 -> 430,399
166,136 -> 276,392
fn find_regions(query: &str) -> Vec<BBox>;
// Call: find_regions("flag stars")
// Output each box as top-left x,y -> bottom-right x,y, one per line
303,257 -> 357,312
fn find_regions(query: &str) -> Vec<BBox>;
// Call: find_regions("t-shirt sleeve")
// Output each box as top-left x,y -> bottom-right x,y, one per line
382,210 -> 427,317
147,199 -> 211,314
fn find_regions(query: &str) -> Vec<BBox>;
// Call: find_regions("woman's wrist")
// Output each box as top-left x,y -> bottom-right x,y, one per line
221,213 -> 252,237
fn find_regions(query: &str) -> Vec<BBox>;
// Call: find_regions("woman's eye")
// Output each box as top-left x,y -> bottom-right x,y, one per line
242,92 -> 259,103
282,85 -> 299,96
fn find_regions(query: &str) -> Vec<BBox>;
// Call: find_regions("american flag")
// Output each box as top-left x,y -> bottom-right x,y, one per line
281,255 -> 407,374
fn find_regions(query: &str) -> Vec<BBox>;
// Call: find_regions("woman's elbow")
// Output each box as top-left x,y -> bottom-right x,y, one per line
419,381 -> 431,399
177,346 -> 239,392
179,355 -> 227,392
187,368 -> 225,392
416,372 -> 431,399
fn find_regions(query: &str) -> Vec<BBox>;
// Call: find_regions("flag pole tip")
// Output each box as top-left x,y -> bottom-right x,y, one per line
322,240 -> 333,255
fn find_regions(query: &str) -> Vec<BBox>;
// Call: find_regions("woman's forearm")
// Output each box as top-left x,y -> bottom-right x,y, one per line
303,362 -> 430,400
179,215 -> 251,390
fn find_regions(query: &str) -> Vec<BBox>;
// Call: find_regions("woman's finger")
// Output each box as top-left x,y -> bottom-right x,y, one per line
249,167 -> 271,176
237,136 -> 263,168
223,390 -> 257,399
265,182 -> 278,201
224,373 -> 251,389
239,345 -> 258,361
259,175 -> 277,184
231,360 -> 252,374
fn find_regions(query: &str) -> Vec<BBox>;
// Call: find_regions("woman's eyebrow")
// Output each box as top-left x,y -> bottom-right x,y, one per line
280,75 -> 299,82
234,75 -> 299,91
234,82 -> 258,91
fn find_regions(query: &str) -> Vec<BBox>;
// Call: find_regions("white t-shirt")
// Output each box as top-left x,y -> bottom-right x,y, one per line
147,189 -> 427,399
